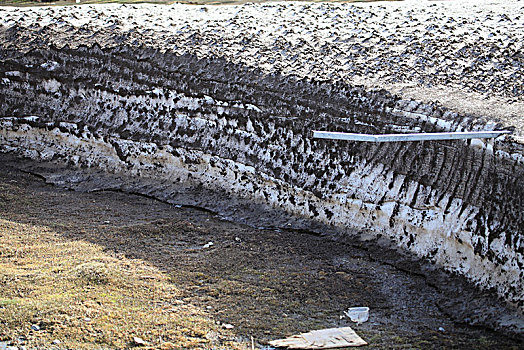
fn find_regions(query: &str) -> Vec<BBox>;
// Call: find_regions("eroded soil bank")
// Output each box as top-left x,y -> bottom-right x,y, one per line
2,39 -> 524,313
0,154 -> 523,349
1,0 -> 524,343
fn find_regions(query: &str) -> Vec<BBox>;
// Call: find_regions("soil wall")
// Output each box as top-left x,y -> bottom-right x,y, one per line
1,44 -> 524,313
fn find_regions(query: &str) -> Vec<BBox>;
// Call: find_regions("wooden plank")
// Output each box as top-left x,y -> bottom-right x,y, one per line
269,327 -> 367,349
312,130 -> 510,142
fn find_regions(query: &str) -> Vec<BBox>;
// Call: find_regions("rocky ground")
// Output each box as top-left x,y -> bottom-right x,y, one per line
0,0 -> 523,132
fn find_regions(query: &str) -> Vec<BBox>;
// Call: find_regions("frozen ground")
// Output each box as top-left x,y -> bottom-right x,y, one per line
0,0 -> 523,132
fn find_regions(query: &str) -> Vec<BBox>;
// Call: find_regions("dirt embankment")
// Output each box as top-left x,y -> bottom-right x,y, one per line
2,40 -> 524,313
1,1 -> 524,344
1,1 -> 523,130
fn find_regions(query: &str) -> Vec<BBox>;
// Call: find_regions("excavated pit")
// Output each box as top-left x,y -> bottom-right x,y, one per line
1,1 -> 523,338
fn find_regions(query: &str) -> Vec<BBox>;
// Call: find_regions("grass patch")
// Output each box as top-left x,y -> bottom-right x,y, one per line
0,219 -> 246,349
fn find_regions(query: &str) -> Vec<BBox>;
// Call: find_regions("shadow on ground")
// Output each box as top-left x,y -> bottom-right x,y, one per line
0,154 -> 522,349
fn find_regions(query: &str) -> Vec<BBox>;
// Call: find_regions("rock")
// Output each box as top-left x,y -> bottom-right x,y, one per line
222,323 -> 234,330
30,324 -> 40,331
133,337 -> 146,346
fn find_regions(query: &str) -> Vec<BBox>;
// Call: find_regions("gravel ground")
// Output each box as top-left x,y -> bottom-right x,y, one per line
1,0 -> 523,131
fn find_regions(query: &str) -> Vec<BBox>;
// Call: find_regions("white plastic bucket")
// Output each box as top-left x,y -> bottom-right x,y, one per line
344,307 -> 369,325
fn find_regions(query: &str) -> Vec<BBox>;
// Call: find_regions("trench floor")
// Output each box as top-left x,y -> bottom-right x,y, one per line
0,155 -> 522,349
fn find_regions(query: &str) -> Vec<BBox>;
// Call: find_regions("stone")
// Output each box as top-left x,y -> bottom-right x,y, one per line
132,337 -> 146,346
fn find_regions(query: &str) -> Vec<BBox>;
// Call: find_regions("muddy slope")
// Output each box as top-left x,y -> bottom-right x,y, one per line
1,1 -> 524,328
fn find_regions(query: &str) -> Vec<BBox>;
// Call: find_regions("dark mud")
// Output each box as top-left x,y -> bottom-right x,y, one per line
1,153 -> 523,348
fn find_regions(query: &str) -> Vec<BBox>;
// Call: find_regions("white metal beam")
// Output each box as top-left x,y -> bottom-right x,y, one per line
312,130 -> 510,142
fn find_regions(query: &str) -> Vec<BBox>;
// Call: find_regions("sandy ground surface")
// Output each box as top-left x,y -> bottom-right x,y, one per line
0,0 -> 523,133
1,154 -> 523,348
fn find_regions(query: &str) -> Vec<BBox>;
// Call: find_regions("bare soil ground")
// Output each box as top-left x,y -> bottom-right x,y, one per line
1,153 -> 522,349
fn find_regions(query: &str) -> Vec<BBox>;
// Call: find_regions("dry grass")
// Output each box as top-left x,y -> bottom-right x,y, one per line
0,218 -> 246,349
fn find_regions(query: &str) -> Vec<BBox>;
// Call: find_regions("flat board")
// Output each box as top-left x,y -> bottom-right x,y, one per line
269,326 -> 367,349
